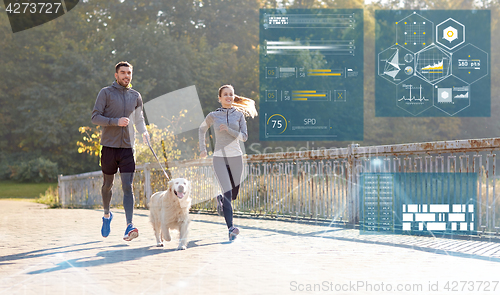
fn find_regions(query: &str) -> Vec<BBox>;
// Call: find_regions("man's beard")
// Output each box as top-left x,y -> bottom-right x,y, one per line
118,79 -> 129,87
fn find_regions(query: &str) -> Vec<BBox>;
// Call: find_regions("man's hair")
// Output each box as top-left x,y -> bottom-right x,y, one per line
115,61 -> 133,73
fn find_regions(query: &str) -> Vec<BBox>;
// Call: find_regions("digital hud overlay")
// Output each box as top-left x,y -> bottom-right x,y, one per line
359,173 -> 477,236
259,9 -> 364,141
375,10 -> 490,117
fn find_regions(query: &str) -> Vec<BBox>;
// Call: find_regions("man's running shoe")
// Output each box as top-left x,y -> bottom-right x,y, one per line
101,212 -> 113,238
216,194 -> 224,216
229,226 -> 239,241
123,223 -> 139,241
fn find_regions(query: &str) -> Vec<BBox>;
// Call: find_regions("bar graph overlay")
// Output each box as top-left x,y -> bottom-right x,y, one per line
291,90 -> 330,101
260,9 -> 364,141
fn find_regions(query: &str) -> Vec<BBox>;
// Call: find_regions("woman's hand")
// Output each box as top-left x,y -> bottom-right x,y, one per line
219,124 -> 228,132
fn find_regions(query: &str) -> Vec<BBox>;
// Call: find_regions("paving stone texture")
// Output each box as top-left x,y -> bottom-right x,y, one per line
1,200 -> 500,295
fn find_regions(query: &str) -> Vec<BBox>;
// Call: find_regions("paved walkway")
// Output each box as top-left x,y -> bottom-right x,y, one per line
1,200 -> 500,295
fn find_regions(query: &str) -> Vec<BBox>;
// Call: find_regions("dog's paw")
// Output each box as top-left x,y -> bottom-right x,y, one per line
177,245 -> 187,250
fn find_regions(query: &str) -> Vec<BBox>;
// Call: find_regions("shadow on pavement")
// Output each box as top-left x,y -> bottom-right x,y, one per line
27,246 -> 168,274
193,219 -> 500,263
0,241 -> 107,263
27,239 -> 224,274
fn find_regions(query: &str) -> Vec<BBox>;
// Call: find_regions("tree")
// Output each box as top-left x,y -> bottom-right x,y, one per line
2,0 -> 499,182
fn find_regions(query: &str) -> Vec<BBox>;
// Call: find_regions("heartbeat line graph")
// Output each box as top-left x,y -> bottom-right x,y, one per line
398,84 -> 429,102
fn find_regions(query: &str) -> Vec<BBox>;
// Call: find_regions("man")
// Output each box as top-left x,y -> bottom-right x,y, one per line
91,61 -> 149,241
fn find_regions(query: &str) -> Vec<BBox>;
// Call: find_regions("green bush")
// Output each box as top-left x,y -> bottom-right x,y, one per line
0,152 -> 13,180
36,185 -> 61,208
10,157 -> 59,183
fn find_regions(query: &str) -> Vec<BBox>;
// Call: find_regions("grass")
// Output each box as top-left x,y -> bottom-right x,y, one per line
0,180 -> 57,200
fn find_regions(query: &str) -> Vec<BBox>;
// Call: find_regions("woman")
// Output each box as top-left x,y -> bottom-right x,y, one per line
199,85 -> 258,241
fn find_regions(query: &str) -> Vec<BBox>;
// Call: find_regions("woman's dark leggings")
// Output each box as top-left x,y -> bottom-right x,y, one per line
213,156 -> 243,229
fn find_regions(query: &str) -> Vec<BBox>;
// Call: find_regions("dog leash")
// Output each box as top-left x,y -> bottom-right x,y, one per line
145,135 -> 170,180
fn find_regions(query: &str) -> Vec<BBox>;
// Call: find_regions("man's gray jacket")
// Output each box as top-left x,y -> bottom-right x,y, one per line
91,81 -> 147,148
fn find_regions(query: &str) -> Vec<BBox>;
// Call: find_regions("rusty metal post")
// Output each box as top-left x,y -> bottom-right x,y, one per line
58,174 -> 65,208
493,154 -> 497,229
143,163 -> 151,209
347,143 -> 359,224
486,154 -> 491,229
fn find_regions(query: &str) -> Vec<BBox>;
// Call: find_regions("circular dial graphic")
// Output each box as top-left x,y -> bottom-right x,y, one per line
266,114 -> 288,135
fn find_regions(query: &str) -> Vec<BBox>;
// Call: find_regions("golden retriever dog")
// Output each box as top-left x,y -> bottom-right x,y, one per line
149,178 -> 192,250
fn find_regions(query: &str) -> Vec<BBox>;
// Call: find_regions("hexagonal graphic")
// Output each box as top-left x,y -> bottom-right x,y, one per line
395,12 -> 434,49
436,18 -> 465,50
378,45 -> 415,85
396,76 -> 434,116
433,76 -> 470,116
443,26 -> 458,42
437,88 -> 452,103
452,43 -> 489,84
415,44 -> 451,84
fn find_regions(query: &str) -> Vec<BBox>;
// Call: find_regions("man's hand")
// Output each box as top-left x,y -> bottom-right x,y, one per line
118,117 -> 130,126
200,151 -> 207,159
142,132 -> 150,144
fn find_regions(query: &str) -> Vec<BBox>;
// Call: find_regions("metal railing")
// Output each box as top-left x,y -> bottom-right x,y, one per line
58,137 -> 500,234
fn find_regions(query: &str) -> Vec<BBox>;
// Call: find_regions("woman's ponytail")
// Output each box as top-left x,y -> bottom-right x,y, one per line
233,94 -> 258,118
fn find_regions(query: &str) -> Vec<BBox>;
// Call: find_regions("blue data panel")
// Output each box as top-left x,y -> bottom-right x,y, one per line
360,173 -> 477,236
375,10 -> 490,117
259,9 -> 364,141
